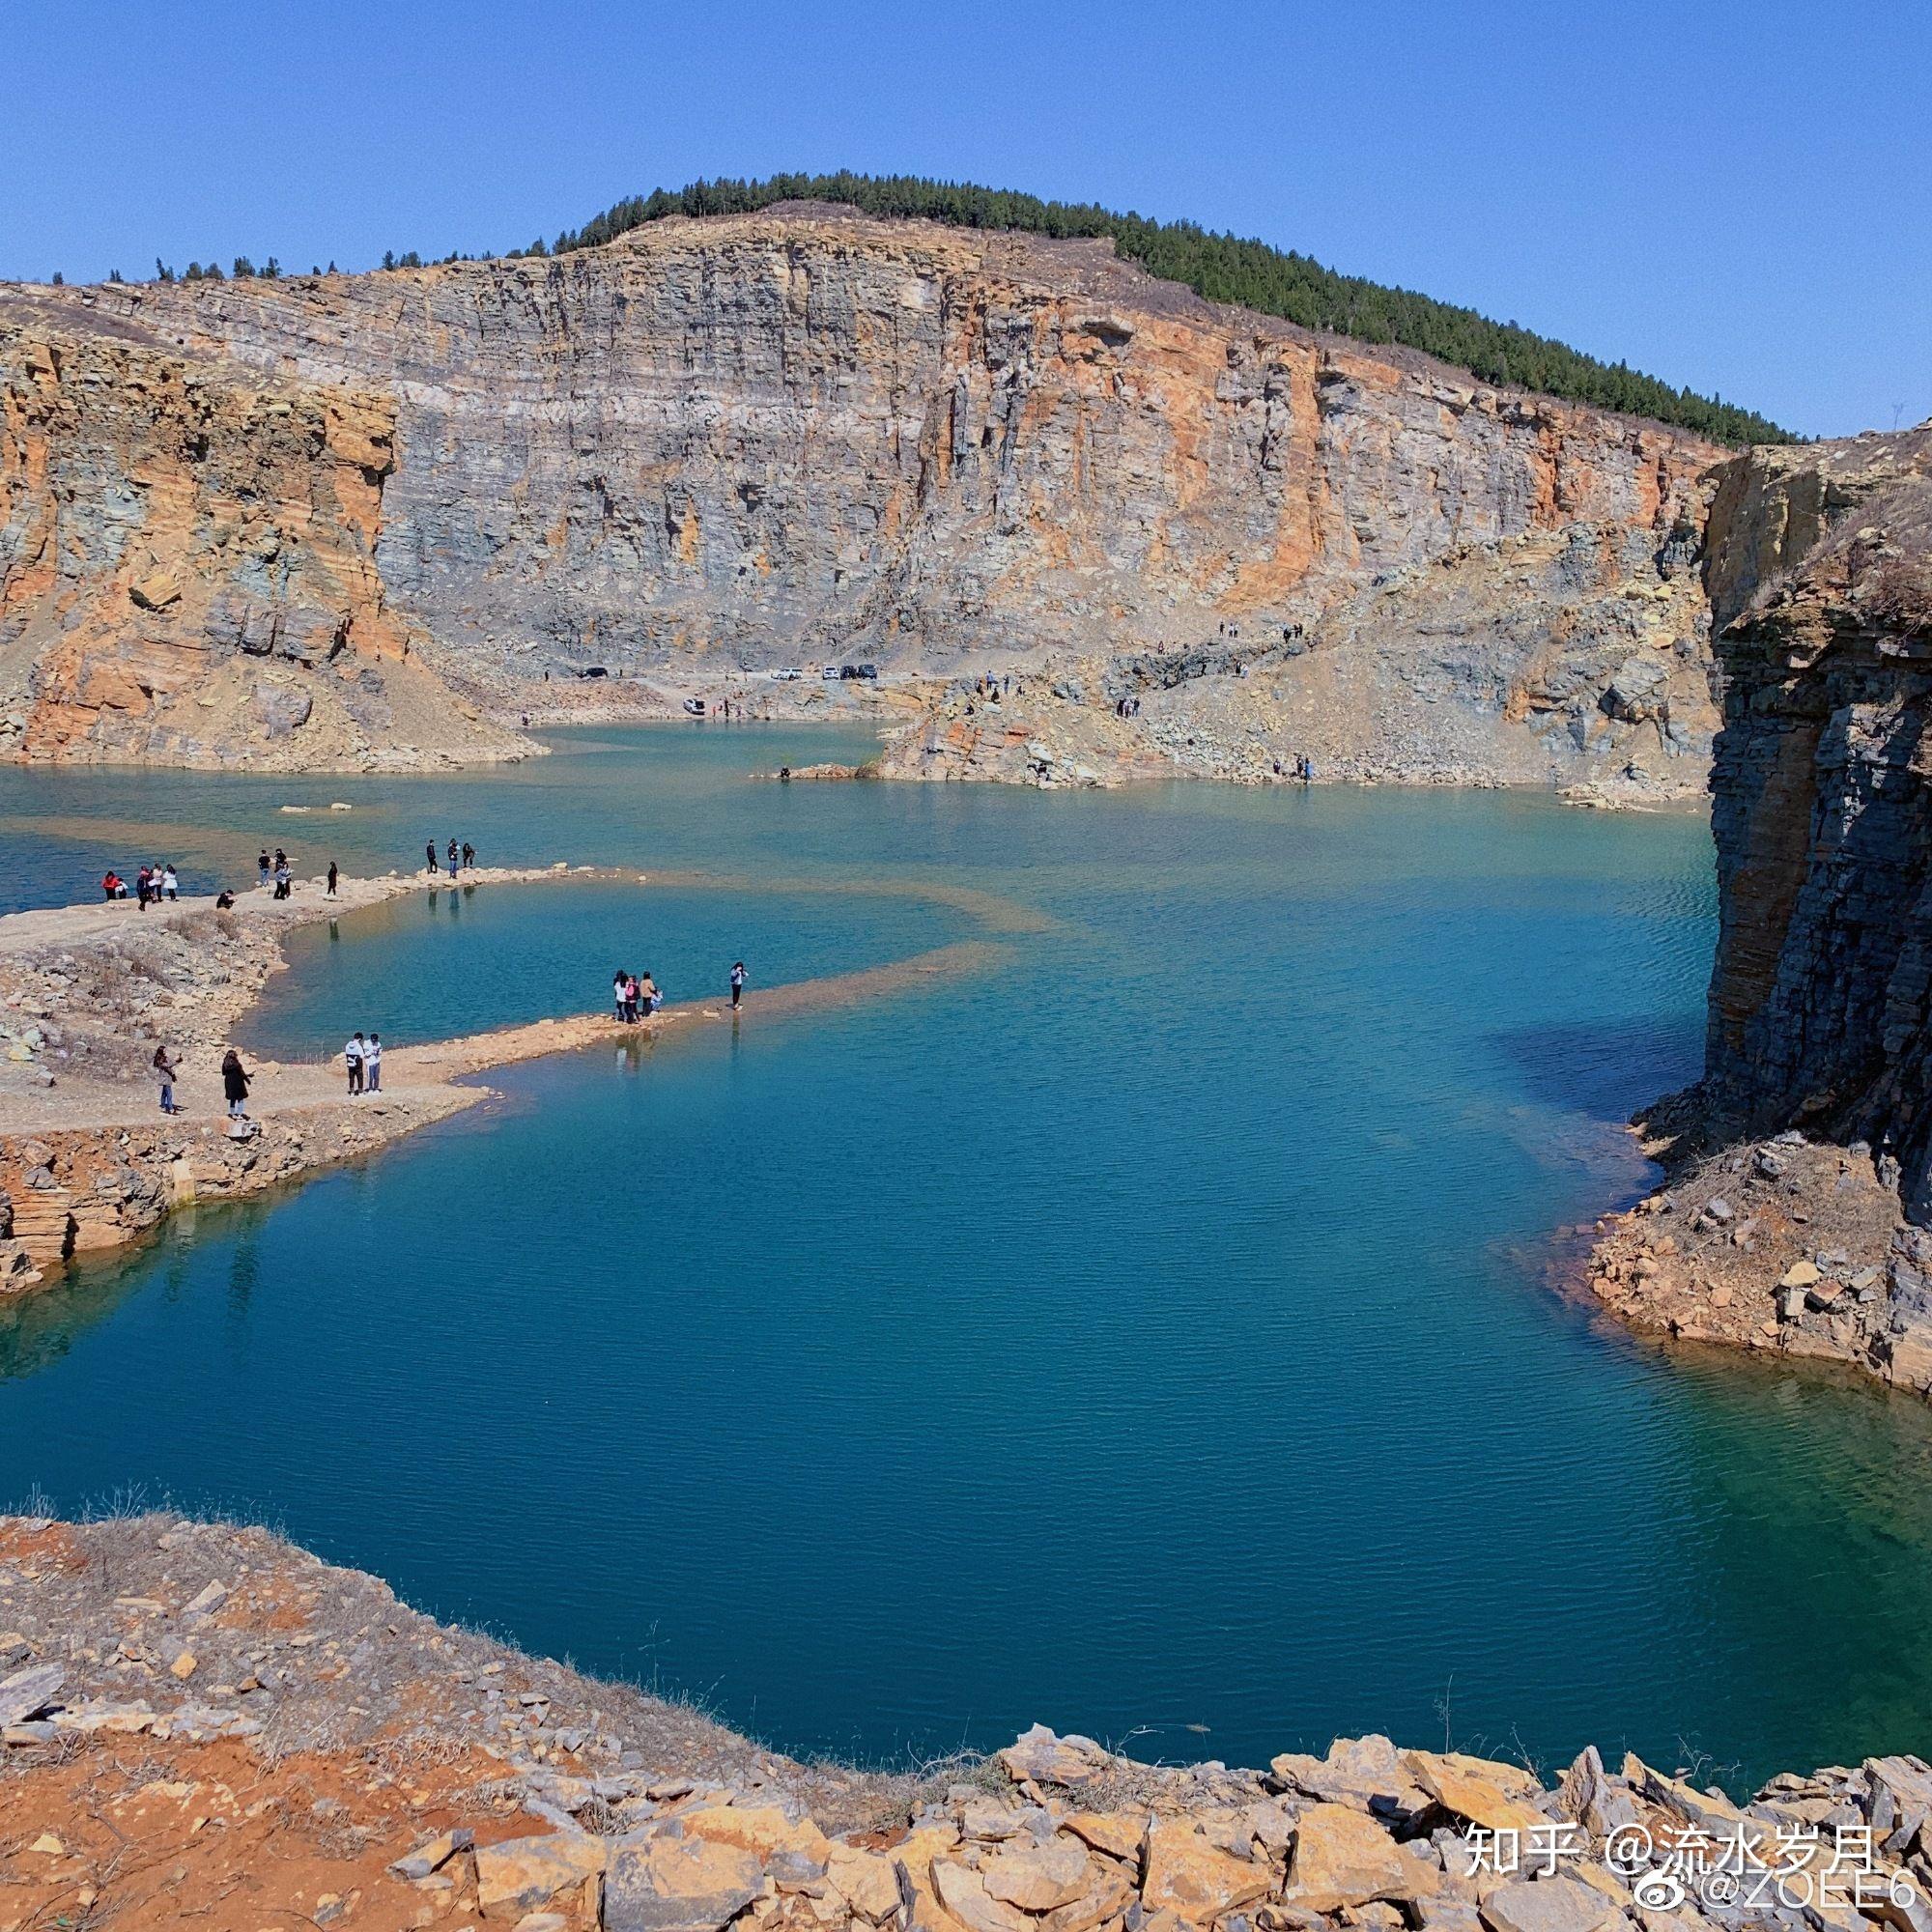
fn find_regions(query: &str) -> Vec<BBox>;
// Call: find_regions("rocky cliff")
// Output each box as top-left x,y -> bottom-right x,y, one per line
1692,426 -> 1932,1192
1,211 -> 1725,786
0,305 -> 527,768
1584,426 -> 1932,1392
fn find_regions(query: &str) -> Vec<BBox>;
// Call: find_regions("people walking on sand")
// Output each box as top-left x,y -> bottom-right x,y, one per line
259,849 -> 272,890
327,861 -> 338,897
364,1033 -> 382,1093
161,863 -> 179,901
730,960 -> 746,1011
221,1048 -> 251,1122
345,1031 -> 366,1095
154,1044 -> 180,1116
425,839 -> 439,875
461,840 -> 474,869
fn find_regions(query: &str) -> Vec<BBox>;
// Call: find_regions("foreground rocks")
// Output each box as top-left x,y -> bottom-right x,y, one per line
5,1515 -> 1931,1932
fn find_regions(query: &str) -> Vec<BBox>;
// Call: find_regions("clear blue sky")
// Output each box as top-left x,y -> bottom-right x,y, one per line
8,0 -> 1926,439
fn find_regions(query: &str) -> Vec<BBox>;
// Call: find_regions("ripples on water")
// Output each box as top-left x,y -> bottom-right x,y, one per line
6,730 -> 1932,1788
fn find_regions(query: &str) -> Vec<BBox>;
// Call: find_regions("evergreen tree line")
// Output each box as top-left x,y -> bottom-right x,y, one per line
532,172 -> 1791,445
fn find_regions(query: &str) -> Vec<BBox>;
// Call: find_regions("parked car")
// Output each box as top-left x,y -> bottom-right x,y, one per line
578,666 -> 609,679
854,663 -> 880,681
770,667 -> 804,681
682,697 -> 706,716
821,665 -> 841,681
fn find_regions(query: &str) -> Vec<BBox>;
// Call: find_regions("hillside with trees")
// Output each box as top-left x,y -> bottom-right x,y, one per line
537,173 -> 1789,446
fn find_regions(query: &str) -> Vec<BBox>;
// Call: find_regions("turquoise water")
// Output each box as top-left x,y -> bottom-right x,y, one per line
8,729 -> 1932,1788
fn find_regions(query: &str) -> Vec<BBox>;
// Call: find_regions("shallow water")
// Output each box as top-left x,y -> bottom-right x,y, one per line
7,729 -> 1932,1787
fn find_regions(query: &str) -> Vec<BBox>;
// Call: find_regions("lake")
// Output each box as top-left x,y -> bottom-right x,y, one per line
7,725 -> 1932,1789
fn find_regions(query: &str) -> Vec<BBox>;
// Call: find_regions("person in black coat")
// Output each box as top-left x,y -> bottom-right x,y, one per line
221,1049 -> 251,1122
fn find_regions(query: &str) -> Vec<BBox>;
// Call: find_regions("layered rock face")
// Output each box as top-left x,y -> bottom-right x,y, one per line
0,303 -> 526,768
2,211 -> 1723,785
1691,427 -> 1932,1208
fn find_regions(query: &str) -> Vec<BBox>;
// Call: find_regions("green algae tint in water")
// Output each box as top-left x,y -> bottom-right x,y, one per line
8,731 -> 1932,1788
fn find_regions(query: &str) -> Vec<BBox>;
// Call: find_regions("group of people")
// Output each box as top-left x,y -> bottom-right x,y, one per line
256,848 -> 295,898
427,838 -> 476,877
612,969 -> 663,1023
611,960 -> 747,1021
152,1043 -> 259,1122
343,1031 -> 384,1094
100,863 -> 181,904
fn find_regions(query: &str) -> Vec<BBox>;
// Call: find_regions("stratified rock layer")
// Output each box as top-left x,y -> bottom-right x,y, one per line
1693,426 -> 1932,1205
0,306 -> 527,768
2,211 -> 1724,786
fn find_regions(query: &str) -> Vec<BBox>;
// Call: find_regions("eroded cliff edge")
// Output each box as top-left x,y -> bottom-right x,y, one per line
1587,425 -> 1932,1385
2,210 -> 1724,788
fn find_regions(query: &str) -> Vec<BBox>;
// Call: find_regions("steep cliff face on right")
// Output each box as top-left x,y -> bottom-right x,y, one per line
1695,425 -> 1932,1207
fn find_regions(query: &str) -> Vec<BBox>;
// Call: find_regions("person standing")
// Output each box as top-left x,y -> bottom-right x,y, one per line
730,960 -> 747,1011
425,839 -> 439,876
154,1044 -> 180,1115
327,861 -> 339,898
364,1033 -> 383,1094
344,1031 -> 365,1095
613,970 -> 630,1022
446,838 -> 459,877
259,849 -> 272,890
161,863 -> 179,901
135,865 -> 153,910
273,858 -> 293,900
221,1049 -> 251,1122
639,969 -> 661,1016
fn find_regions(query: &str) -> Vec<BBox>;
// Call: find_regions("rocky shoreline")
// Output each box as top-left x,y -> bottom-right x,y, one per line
6,1511 -> 1931,1932
0,867 -> 1008,1287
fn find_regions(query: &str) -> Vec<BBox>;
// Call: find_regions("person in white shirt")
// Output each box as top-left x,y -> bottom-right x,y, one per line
364,1033 -> 383,1093
160,864 -> 180,900
344,1031 -> 365,1095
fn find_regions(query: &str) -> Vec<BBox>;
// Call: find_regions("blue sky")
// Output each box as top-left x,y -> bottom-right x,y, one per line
8,0 -> 1926,439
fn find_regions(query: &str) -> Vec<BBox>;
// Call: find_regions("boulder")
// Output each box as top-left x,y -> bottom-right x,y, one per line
0,1662 -> 65,1726
1478,1877 -> 1620,1932
251,682 -> 314,736
932,1860 -> 1031,1932
683,1804 -> 830,1865
980,1840 -> 1094,1914
824,1845 -> 900,1923
1141,1821 -> 1271,1923
1403,1752 -> 1547,1833
1270,1734 -> 1418,1809
1000,1724 -> 1115,1789
474,1833 -> 608,1921
1287,1804 -> 1411,1914
603,1832 -> 764,1932
1553,1748 -> 1636,1838
1058,1813 -> 1145,1863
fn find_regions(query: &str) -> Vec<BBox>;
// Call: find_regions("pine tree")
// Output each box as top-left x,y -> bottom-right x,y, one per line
108,269 -> 124,283
382,250 -> 396,271
156,259 -> 175,283
49,270 -> 63,286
